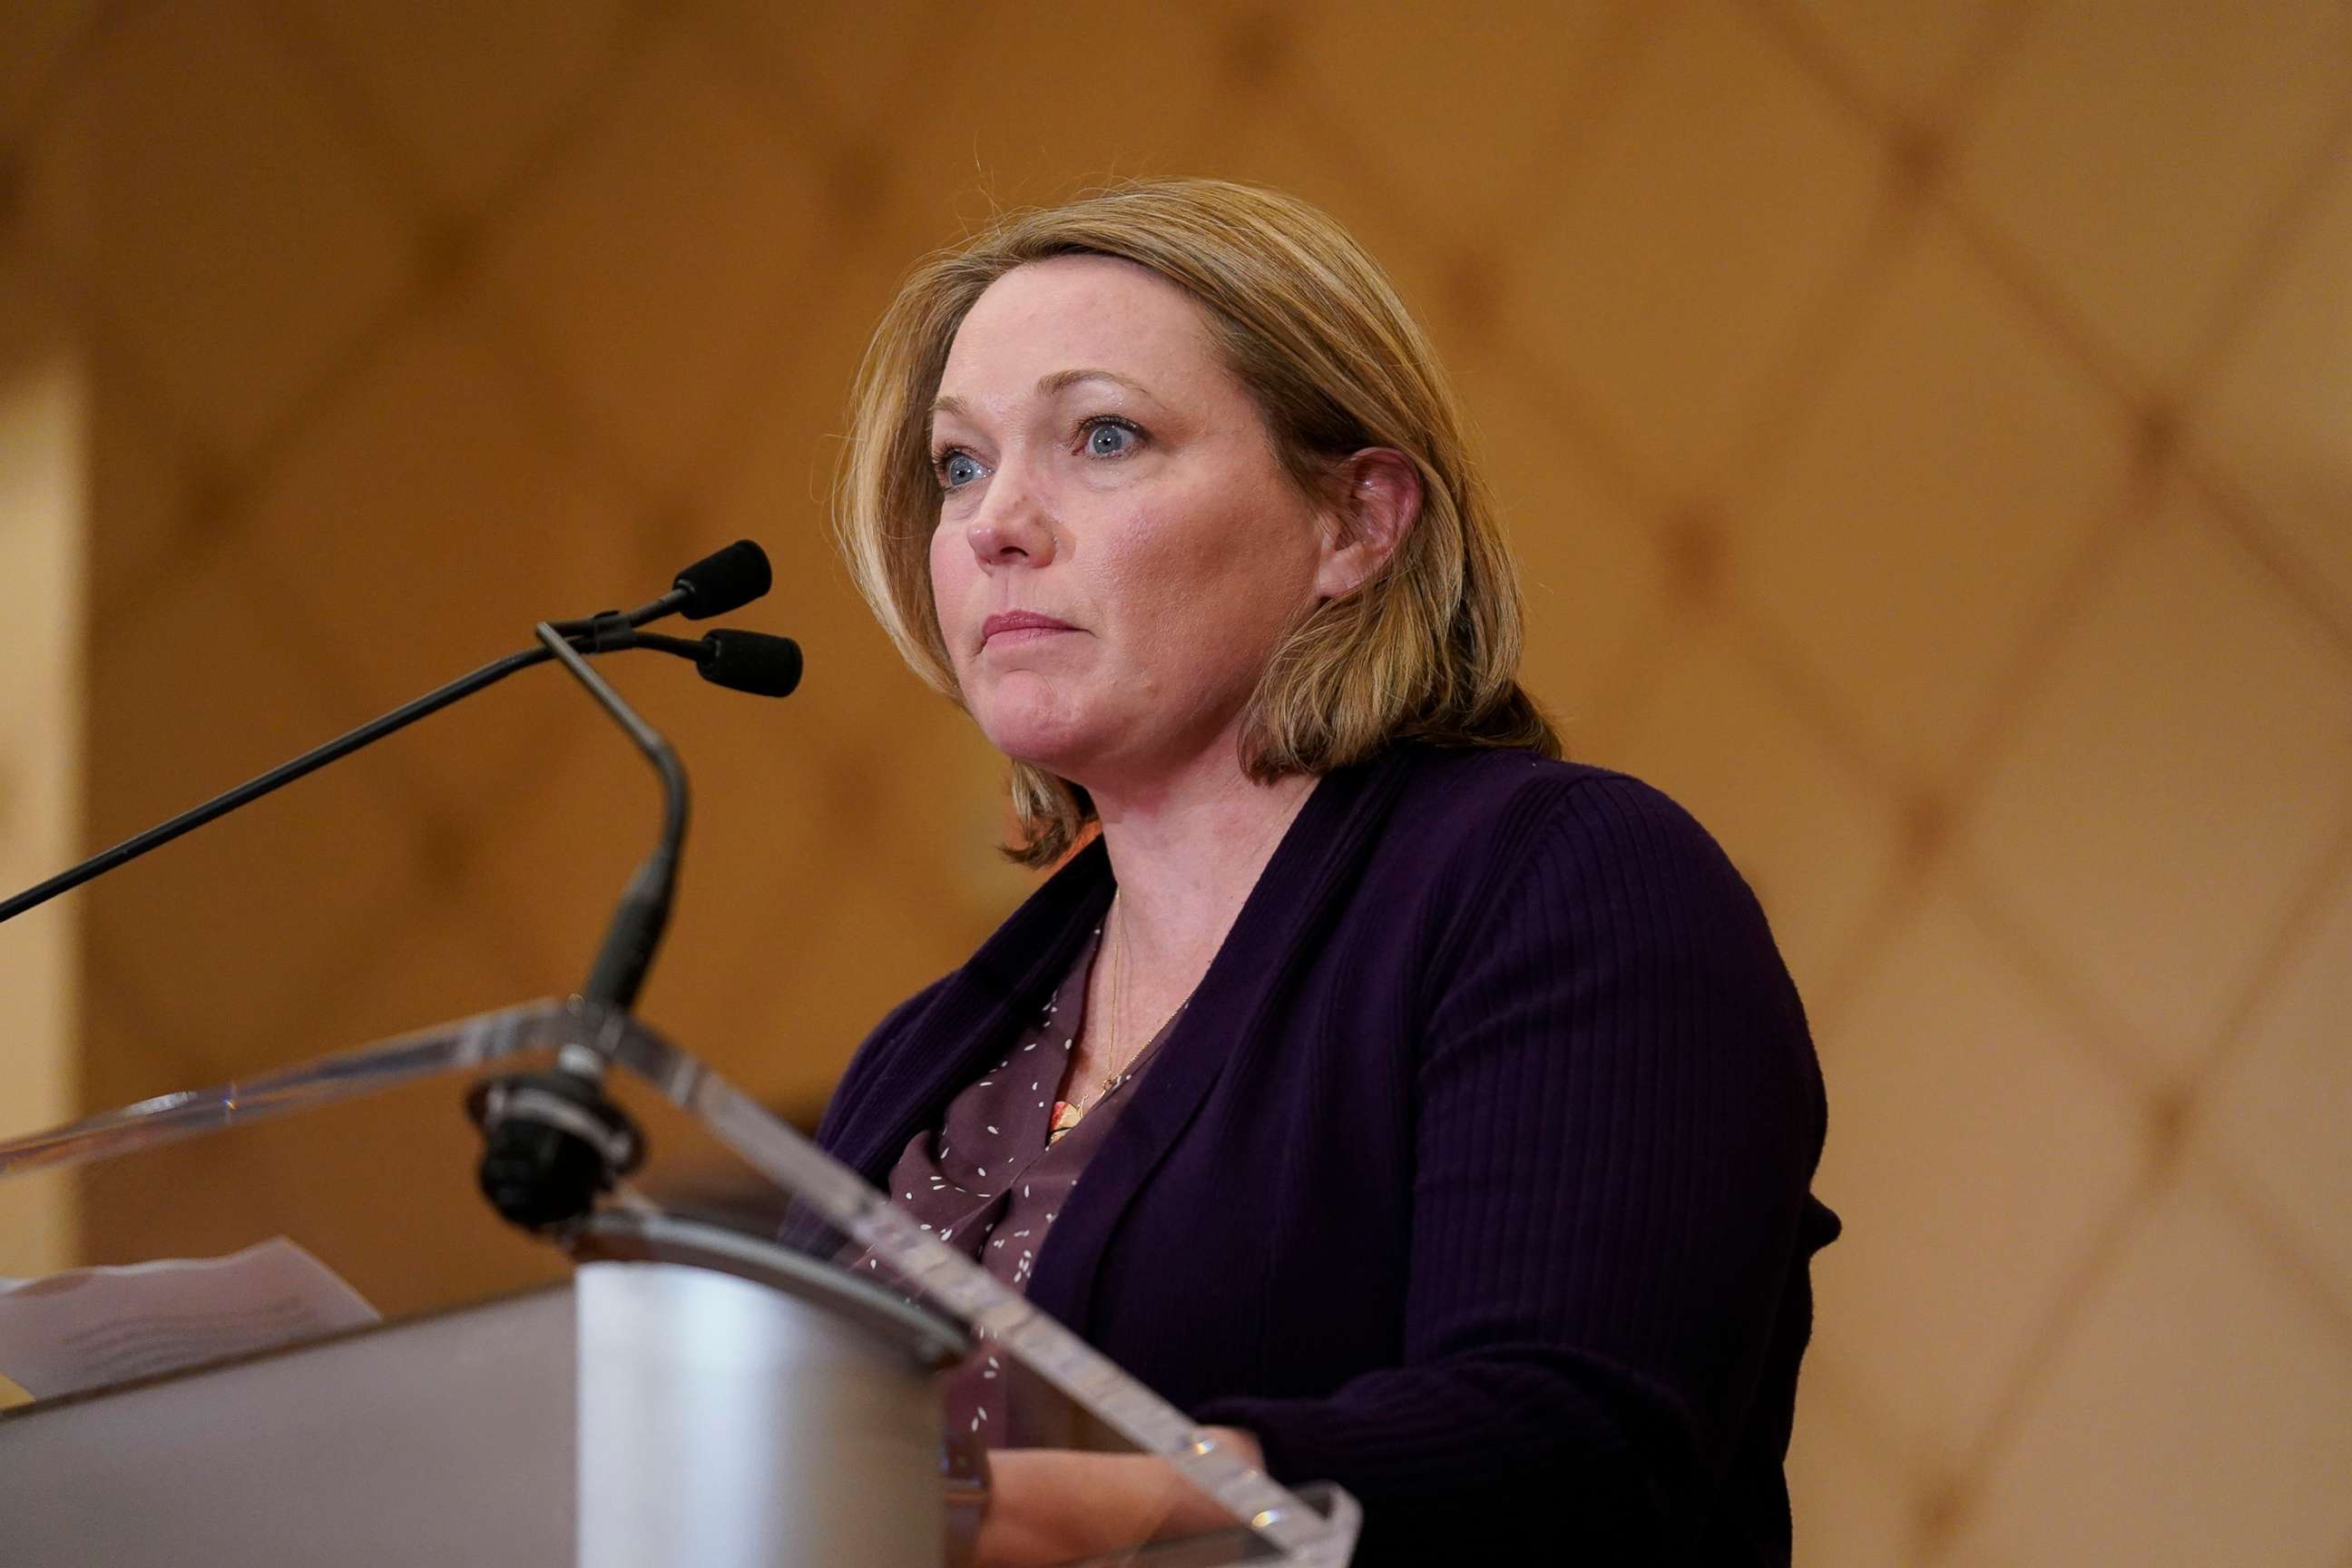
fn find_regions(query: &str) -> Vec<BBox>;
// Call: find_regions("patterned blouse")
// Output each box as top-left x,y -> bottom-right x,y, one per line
858,917 -> 1184,1446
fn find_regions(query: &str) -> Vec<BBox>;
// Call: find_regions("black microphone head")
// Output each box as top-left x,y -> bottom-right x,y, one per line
673,540 -> 772,621
698,629 -> 802,698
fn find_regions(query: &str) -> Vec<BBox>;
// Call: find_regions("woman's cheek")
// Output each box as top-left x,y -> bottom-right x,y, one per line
929,530 -> 975,648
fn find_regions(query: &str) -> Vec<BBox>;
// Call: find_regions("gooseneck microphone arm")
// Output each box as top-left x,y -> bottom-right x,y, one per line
0,644 -> 548,925
471,618 -> 789,1233
0,540 -> 780,928
531,621 -> 685,1014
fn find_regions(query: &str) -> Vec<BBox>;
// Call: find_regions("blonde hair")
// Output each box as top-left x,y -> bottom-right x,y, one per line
836,178 -> 1558,867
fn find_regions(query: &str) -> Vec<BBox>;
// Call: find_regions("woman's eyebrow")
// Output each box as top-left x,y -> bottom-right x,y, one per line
1034,368 -> 1160,405
930,368 -> 1161,420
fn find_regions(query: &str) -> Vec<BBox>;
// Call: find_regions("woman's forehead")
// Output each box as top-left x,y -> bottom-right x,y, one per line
938,256 -> 1225,407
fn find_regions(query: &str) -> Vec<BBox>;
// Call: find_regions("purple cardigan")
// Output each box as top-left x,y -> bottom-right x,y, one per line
816,744 -> 1837,1564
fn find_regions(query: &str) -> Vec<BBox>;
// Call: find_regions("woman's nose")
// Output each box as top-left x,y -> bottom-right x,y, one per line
965,468 -> 1057,567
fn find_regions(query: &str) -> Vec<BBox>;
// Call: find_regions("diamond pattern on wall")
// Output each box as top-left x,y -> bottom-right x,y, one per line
1285,0 -> 1630,240
480,19 -> 830,498
280,0 -> 640,217
1521,0 -> 1889,487
1960,475 -> 2352,1082
1739,210 -> 2132,779
0,0 -> 94,148
20,0 -> 415,465
1812,887 -> 2142,1475
1777,0 -> 2013,119
2196,146 -> 2352,627
2195,859 -> 2352,1307
1955,0 -> 2352,385
1941,1180 -> 2352,1568
232,293 -> 642,810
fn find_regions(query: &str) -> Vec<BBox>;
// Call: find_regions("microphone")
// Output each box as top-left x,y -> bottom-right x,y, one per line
672,540 -> 772,620
695,629 -> 802,697
544,538 -> 771,637
0,544 -> 786,926
587,628 -> 803,698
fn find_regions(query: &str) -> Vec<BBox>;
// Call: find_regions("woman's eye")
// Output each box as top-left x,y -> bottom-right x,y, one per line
938,451 -> 985,489
1083,419 -> 1140,458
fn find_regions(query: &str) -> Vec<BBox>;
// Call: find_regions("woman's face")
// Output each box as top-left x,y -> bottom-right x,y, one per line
927,255 -> 1336,791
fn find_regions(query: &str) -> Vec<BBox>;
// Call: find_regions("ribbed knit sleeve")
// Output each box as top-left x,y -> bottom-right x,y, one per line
1193,774 -> 1825,1563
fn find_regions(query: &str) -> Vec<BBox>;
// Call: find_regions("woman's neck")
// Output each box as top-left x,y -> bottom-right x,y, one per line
1086,751 -> 1318,984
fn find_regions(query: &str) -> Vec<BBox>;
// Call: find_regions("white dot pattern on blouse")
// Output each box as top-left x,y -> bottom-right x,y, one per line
849,916 -> 1186,1449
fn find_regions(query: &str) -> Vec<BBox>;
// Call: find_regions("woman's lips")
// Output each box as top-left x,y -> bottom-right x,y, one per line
982,611 -> 1078,647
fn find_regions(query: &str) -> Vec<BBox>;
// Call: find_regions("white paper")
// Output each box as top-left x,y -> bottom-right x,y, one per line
0,1236 -> 380,1400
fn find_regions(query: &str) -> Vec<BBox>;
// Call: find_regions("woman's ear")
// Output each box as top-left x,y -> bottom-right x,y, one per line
1314,447 -> 1421,601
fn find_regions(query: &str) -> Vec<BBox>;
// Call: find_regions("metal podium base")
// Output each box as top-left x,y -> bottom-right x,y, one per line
0,1260 -> 951,1568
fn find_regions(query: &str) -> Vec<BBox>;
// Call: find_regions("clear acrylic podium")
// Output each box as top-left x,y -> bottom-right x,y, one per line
0,998 -> 1360,1566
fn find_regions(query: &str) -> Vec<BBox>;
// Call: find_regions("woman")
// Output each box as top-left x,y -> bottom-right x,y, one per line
819,179 -> 1837,1565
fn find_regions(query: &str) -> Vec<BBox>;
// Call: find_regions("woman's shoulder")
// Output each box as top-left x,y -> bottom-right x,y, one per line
1386,745 -> 1812,1078
1386,744 -> 1742,888
1395,743 -> 1650,803
1373,744 -> 1785,985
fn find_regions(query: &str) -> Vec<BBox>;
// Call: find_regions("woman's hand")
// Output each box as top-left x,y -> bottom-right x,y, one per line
963,1426 -> 1266,1568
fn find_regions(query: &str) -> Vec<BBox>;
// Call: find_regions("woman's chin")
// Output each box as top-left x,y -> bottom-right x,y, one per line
973,707 -> 1108,779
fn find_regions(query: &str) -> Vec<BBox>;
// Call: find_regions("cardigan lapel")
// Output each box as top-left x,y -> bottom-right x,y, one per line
834,839 -> 1114,1184
1027,747 -> 1419,1332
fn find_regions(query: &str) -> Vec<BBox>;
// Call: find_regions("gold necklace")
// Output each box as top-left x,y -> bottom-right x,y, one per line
1047,898 -> 1158,1144
1101,893 -> 1132,1099
1057,790 -> 1308,1135
1089,892 -> 1185,1107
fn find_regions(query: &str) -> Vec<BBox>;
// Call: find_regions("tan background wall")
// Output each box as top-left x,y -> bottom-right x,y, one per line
0,253 -> 83,1280
2,1 -> 2347,1562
